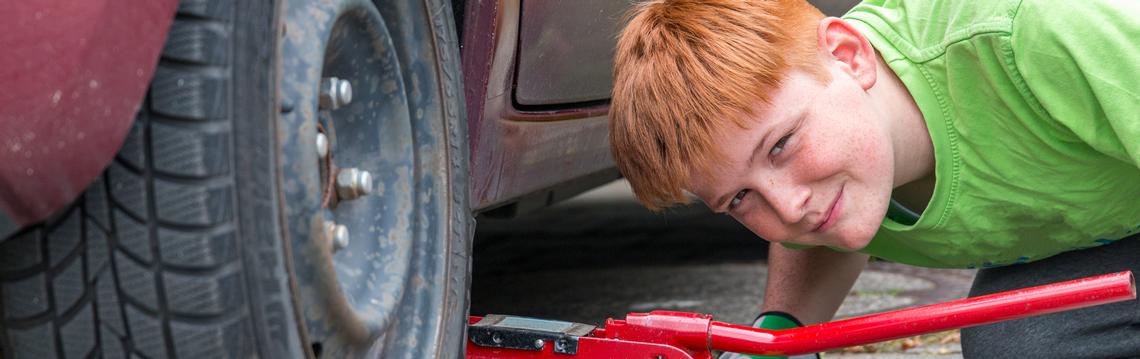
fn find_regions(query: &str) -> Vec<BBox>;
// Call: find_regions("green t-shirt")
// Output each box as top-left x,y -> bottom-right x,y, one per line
838,0 -> 1140,268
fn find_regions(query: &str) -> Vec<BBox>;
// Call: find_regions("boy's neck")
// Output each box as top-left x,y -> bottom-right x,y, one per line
870,55 -> 936,211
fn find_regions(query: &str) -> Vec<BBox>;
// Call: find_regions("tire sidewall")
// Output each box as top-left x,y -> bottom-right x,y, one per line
231,1 -> 311,357
381,0 -> 472,356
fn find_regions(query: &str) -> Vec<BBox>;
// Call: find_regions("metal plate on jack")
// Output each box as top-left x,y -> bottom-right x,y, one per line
469,315 -> 596,354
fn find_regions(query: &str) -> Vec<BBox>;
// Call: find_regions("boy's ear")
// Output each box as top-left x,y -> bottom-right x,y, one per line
816,17 -> 877,90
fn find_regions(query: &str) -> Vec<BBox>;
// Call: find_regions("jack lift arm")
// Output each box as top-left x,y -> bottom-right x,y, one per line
468,271 -> 1136,358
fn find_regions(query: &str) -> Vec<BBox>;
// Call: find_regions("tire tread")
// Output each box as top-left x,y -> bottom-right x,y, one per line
0,1 -> 255,357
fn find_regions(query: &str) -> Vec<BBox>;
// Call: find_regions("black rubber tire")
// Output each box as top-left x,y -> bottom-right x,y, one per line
0,0 -> 472,357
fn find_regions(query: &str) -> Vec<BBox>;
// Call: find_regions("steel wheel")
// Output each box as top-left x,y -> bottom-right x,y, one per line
278,0 -> 471,357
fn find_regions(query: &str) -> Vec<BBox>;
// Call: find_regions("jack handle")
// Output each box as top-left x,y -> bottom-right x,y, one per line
604,270 -> 1136,357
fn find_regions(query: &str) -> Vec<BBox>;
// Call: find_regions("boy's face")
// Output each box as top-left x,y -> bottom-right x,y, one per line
688,69 -> 894,251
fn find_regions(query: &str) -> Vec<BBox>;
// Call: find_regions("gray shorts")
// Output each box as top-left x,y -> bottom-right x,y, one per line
962,234 -> 1140,359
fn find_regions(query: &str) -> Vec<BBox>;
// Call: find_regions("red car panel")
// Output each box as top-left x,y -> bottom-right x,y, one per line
0,0 -> 179,228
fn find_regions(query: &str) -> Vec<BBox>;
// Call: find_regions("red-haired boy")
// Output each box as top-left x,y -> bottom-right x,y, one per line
609,0 -> 1140,356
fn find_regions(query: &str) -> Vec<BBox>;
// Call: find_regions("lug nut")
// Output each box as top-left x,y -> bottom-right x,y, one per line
336,167 -> 372,200
315,132 -> 329,158
319,77 -> 353,110
325,221 -> 350,252
332,224 -> 349,251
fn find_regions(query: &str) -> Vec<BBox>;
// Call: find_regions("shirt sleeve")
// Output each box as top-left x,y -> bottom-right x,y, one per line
1010,0 -> 1140,167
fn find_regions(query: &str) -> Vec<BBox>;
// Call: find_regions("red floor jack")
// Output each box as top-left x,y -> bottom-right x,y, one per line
467,271 -> 1136,358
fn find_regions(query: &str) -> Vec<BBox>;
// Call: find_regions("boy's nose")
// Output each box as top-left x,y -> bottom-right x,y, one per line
759,184 -> 810,225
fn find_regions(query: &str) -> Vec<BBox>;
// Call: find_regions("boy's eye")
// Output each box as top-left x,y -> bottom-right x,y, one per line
770,134 -> 791,156
729,189 -> 748,210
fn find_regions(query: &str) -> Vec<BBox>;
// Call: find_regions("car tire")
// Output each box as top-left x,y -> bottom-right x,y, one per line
0,0 -> 472,357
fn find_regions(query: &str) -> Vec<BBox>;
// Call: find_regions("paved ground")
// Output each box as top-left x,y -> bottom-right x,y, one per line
470,180 -> 976,358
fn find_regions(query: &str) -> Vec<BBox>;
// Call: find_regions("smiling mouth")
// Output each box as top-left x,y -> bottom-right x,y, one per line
813,185 -> 844,233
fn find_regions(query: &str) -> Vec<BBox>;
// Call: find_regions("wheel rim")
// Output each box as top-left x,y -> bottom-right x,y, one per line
277,0 -> 448,356
321,1 -> 415,338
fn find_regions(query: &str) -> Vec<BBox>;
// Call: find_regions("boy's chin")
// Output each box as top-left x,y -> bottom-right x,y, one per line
830,226 -> 876,251
828,239 -> 869,252
780,231 -> 873,252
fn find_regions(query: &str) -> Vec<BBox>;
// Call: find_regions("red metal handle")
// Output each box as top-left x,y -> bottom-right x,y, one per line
709,270 -> 1136,356
467,271 -> 1135,358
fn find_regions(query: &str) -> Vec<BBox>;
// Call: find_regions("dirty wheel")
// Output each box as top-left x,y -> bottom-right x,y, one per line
279,0 -> 471,357
0,0 -> 471,357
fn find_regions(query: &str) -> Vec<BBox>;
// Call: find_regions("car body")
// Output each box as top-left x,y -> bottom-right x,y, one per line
462,0 -> 627,216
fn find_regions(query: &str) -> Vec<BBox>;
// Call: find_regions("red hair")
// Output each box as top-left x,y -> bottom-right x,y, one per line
610,0 -> 827,210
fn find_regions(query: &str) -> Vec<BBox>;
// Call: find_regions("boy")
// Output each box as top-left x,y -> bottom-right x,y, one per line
609,0 -> 1140,357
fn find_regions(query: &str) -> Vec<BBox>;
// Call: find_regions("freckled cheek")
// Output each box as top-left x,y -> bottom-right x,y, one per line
849,133 -> 881,164
854,132 -> 895,182
815,97 -> 883,165
823,120 -> 886,175
797,134 -> 849,179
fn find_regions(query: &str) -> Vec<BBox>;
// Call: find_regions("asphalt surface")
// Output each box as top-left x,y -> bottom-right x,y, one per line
470,180 -> 976,358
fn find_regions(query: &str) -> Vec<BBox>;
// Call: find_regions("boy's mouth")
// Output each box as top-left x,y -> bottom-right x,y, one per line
813,185 -> 844,233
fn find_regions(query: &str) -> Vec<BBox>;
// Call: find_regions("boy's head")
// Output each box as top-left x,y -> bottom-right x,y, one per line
610,0 -> 904,249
